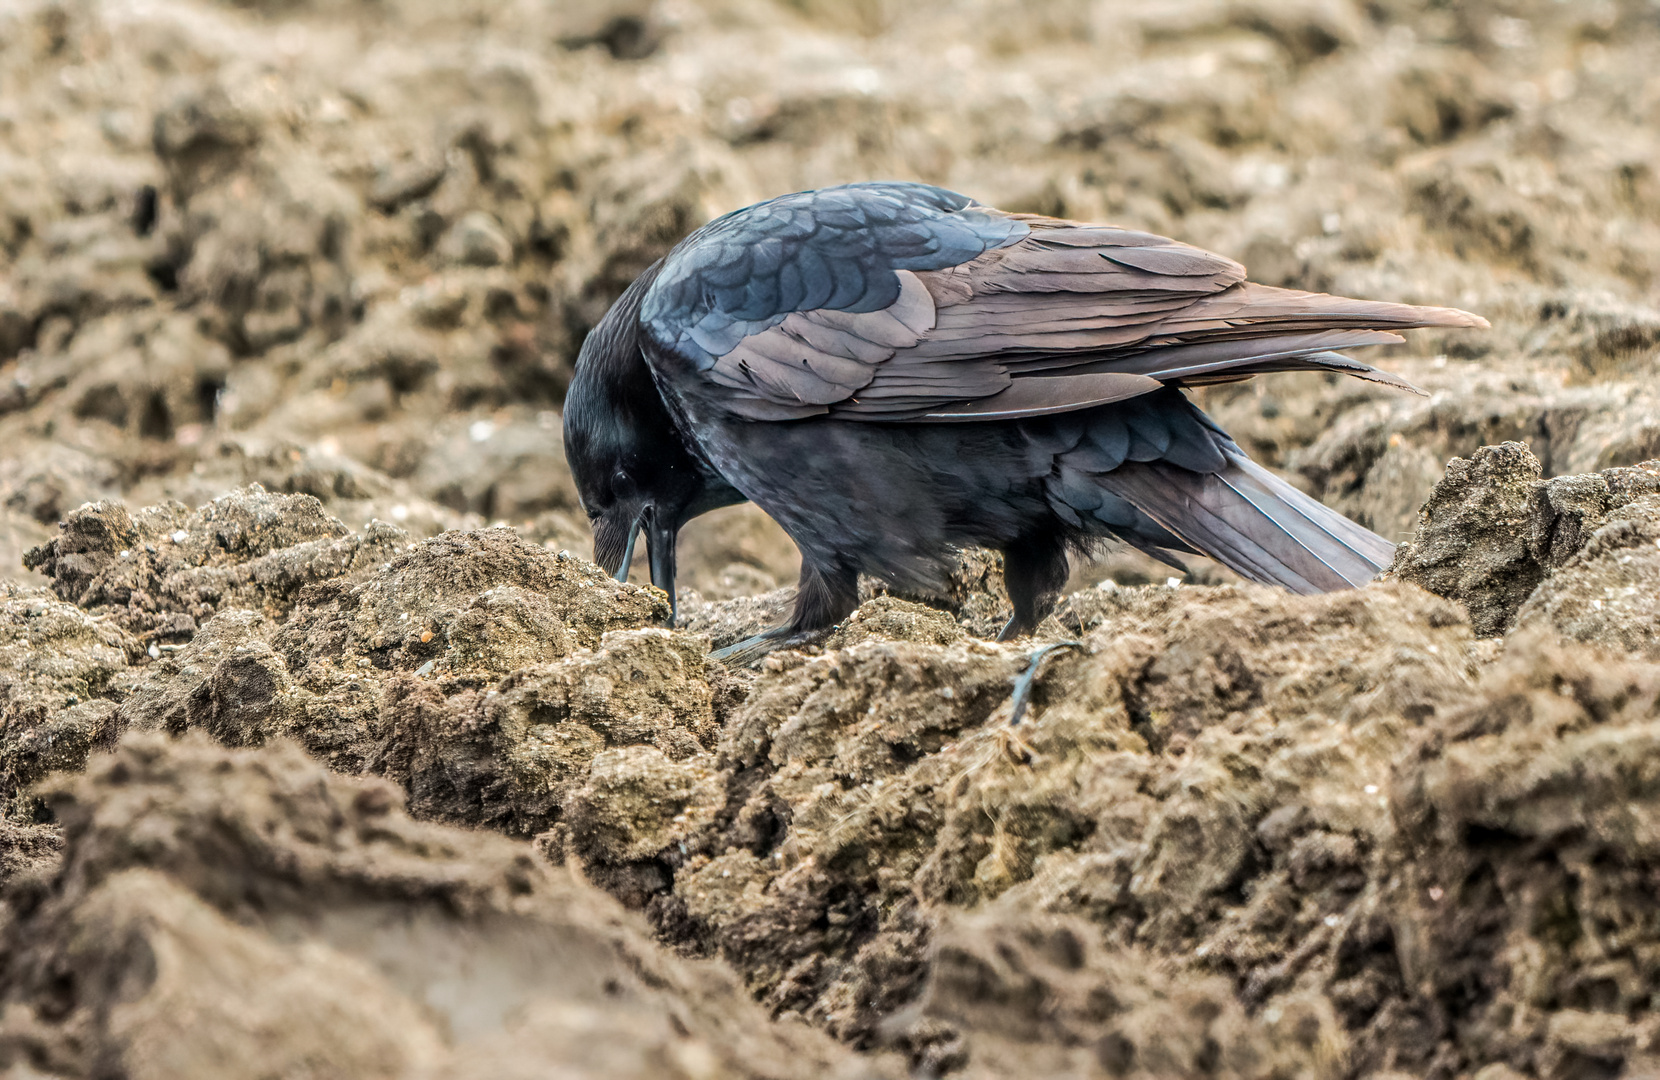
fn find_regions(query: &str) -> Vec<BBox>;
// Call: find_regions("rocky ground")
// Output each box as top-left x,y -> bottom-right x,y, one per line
3,0 -> 1660,1077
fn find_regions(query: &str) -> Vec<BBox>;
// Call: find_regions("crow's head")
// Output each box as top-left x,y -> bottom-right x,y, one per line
563,266 -> 742,620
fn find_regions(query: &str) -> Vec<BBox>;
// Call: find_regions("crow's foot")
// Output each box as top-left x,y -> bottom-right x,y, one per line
1005,640 -> 1084,728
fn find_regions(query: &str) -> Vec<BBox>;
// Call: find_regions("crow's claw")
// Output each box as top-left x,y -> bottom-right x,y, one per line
997,725 -> 1040,766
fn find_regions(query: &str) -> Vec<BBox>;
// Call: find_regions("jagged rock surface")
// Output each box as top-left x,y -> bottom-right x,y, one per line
6,475 -> 1660,1077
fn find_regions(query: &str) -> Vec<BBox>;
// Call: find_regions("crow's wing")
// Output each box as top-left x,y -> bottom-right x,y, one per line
639,182 -> 1486,422
639,182 -> 1026,420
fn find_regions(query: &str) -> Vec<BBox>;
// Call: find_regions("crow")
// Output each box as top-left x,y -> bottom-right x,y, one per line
564,182 -> 1485,662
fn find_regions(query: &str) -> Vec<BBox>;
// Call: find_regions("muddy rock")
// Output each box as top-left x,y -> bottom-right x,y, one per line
23,485 -> 409,643
567,744 -> 726,872
272,526 -> 666,679
906,909 -> 1344,1080
868,550 -> 1015,641
1391,447 -> 1660,636
676,586 -> 796,652
1513,495 -> 1660,656
17,481 -> 1660,1078
1383,634 -> 1660,1078
0,732 -> 893,1080
664,583 -> 1478,1068
1530,461 -> 1660,569
52,472 -> 1660,1080
673,637 -> 1033,1016
384,625 -> 719,837
825,596 -> 967,650
0,442 -> 120,529
1389,442 -> 1547,635
0,819 -> 62,893
96,516 -> 687,833
115,608 -> 292,745
0,583 -> 137,816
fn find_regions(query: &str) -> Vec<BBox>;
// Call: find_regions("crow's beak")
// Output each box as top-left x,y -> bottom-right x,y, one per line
613,516 -> 641,583
646,512 -> 678,626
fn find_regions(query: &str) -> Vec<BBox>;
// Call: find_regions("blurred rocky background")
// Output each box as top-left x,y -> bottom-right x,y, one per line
4,1 -> 1660,1078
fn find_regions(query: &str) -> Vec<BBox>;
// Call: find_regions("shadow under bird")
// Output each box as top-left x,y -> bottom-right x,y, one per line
564,181 -> 1486,663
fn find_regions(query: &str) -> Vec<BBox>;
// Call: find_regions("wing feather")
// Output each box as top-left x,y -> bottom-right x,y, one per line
920,372 -> 1161,421
641,184 -> 1486,424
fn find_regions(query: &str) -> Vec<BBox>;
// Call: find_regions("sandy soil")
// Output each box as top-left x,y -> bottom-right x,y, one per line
4,0 -> 1660,1077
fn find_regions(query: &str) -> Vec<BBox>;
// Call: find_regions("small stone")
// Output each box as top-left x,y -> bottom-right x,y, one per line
437,211 -> 513,267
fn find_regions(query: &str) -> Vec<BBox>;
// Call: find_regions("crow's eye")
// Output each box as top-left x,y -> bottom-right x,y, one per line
611,470 -> 637,500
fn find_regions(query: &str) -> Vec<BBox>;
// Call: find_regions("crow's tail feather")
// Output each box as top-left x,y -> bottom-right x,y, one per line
1096,452 -> 1392,593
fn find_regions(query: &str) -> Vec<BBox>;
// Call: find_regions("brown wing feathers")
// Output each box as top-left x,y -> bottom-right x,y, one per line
706,213 -> 1485,421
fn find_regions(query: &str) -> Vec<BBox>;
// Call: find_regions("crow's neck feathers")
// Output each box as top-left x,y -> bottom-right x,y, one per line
567,261 -> 672,453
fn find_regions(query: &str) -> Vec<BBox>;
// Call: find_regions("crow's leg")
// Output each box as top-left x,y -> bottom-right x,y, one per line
711,559 -> 858,667
787,557 -> 860,636
997,530 -> 1070,641
994,531 -> 1079,762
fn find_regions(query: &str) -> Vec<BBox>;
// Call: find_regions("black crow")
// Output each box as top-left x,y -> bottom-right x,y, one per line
564,182 -> 1485,661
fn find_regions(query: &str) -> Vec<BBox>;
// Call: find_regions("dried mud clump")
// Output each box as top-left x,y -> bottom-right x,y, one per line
906,910 -> 1344,1080
272,524 -> 666,678
23,485 -> 408,644
1387,442 -> 1549,635
102,508 -> 680,834
1383,635 -> 1660,1079
0,583 -> 138,816
636,580 -> 1660,1080
0,732 -> 890,1080
1515,494 -> 1660,656
1390,443 -> 1660,643
386,623 -> 720,839
0,817 -> 61,894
